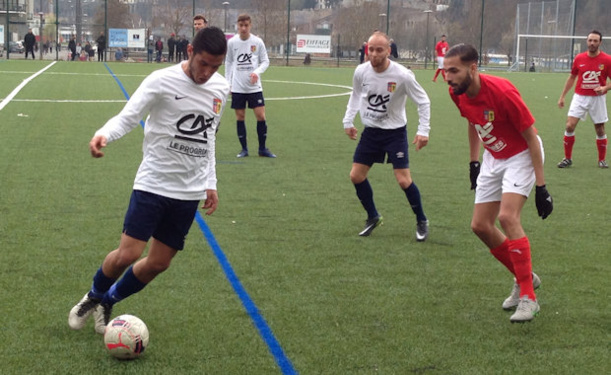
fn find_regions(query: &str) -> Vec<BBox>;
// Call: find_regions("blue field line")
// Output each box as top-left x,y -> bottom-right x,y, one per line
194,214 -> 298,375
103,63 -> 146,128
104,64 -> 298,375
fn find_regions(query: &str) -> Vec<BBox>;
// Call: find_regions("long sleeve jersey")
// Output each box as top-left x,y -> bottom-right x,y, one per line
225,34 -> 269,94
343,60 -> 431,137
94,63 -> 230,201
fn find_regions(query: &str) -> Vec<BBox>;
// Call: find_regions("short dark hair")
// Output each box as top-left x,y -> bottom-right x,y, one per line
194,14 -> 207,24
237,14 -> 251,23
445,43 -> 479,64
191,27 -> 227,56
589,30 -> 603,41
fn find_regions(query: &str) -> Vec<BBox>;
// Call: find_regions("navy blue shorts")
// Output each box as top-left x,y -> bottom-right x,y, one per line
123,190 -> 199,250
353,126 -> 409,169
231,92 -> 265,109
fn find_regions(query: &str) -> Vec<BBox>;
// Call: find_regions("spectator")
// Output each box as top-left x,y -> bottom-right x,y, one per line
24,28 -> 36,59
96,32 -> 106,62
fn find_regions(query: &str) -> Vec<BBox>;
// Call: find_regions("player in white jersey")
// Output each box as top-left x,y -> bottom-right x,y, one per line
68,27 -> 230,335
343,31 -> 432,241
225,13 -> 276,158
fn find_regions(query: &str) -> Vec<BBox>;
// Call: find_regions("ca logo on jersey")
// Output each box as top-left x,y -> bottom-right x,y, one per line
175,114 -> 214,144
237,53 -> 252,64
582,70 -> 601,85
367,94 -> 390,113
474,121 -> 507,153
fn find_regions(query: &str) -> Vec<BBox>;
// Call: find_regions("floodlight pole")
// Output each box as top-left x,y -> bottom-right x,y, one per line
569,0 -> 577,65
478,0 -> 485,67
5,0 -> 9,59
424,10 -> 432,69
104,0 -> 107,62
285,0 -> 290,66
39,12 -> 44,60
55,0 -> 59,61
223,2 -> 230,33
386,0 -> 390,35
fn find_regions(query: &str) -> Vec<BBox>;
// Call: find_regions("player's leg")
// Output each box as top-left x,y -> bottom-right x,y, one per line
559,95 -> 586,167
497,157 -> 539,321
251,94 -> 276,158
499,194 -> 539,322
393,168 -> 429,241
351,162 -> 381,236
68,233 -> 147,331
232,93 -> 248,157
590,96 -> 608,167
595,123 -> 608,167
97,239 -> 176,325
558,116 -> 579,167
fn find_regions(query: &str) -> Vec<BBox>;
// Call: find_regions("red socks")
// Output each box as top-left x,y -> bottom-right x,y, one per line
508,237 -> 536,300
563,134 -> 575,160
490,238 -> 515,274
596,137 -> 608,162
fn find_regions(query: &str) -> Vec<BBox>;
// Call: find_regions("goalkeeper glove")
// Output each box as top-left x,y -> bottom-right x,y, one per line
469,161 -> 480,190
535,185 -> 553,220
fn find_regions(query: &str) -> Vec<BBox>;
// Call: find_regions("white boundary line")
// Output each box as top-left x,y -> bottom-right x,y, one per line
0,78 -> 352,104
0,62 -> 57,111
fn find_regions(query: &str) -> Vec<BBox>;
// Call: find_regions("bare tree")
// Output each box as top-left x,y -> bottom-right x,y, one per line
155,0 -> 192,37
92,0 -> 130,35
251,0 -> 287,48
333,0 -> 380,53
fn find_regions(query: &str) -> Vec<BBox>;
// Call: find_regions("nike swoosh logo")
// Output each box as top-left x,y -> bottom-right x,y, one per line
175,95 -> 187,100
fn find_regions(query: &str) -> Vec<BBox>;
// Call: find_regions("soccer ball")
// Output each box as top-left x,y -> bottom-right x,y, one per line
103,314 -> 149,359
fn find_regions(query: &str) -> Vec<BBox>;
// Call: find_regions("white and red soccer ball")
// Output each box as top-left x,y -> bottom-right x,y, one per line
103,314 -> 149,359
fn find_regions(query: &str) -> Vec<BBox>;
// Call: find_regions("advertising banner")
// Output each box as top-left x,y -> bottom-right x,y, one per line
109,28 -> 145,48
296,34 -> 331,54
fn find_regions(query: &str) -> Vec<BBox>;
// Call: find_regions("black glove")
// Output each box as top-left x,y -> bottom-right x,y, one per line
469,161 -> 480,190
535,185 -> 553,220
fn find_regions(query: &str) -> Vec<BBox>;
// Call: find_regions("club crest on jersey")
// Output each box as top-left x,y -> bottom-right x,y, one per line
387,82 -> 396,93
251,45 -> 257,53
599,64 -> 605,70
213,98 -> 222,114
484,110 -> 495,122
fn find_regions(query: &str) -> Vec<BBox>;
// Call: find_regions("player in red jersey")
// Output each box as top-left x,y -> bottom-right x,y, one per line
432,35 -> 449,82
557,30 -> 611,169
443,44 -> 553,323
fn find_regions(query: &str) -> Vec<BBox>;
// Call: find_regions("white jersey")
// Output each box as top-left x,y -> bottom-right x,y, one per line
225,34 -> 269,94
94,63 -> 230,201
343,60 -> 431,137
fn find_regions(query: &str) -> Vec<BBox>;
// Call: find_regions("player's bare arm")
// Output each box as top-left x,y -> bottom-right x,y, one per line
411,135 -> 429,151
202,189 -> 218,215
558,74 -> 577,108
345,127 -> 358,140
522,126 -> 546,186
89,135 -> 108,158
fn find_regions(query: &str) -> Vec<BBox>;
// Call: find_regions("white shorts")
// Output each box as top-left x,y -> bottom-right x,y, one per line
475,137 -> 545,204
437,56 -> 444,69
568,93 -> 608,124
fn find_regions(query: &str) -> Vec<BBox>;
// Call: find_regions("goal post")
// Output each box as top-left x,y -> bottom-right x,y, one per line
514,34 -> 586,72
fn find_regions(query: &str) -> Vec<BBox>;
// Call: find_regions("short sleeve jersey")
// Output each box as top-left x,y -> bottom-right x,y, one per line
449,74 -> 535,159
435,40 -> 449,57
571,51 -> 611,96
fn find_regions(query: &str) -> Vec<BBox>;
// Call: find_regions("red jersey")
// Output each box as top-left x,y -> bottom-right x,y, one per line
571,51 -> 611,96
449,74 -> 536,159
435,40 -> 449,57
